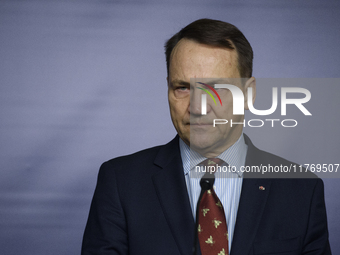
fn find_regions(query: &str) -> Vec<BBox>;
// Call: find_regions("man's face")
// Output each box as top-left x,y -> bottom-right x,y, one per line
168,39 -> 255,157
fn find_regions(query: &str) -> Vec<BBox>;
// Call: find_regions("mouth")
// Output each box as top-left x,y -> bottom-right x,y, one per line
188,121 -> 214,126
185,118 -> 214,126
190,123 -> 212,126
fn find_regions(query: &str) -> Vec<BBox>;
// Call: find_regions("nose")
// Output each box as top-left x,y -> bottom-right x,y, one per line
189,87 -> 211,116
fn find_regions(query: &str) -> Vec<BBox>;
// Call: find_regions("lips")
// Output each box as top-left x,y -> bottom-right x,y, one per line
190,118 -> 213,124
190,123 -> 212,125
184,118 -> 214,125
189,119 -> 214,125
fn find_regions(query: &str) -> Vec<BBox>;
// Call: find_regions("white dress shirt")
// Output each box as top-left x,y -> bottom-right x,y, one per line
179,134 -> 248,251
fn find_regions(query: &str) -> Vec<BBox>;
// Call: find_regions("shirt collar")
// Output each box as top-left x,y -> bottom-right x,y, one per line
179,134 -> 248,178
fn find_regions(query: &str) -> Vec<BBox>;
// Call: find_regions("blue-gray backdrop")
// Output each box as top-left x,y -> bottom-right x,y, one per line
0,0 -> 339,254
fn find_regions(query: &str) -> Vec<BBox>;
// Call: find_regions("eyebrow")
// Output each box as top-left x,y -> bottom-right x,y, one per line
170,78 -> 232,88
170,79 -> 190,86
199,79 -> 230,85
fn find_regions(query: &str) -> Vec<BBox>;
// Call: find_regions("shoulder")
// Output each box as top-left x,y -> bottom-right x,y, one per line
243,133 -> 317,179
243,135 -> 325,210
98,136 -> 180,179
104,144 -> 163,168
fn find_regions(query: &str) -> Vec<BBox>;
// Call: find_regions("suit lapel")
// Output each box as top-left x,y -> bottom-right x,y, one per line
230,135 -> 272,255
152,136 -> 196,255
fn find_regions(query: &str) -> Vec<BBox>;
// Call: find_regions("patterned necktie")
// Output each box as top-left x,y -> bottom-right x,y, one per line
198,158 -> 229,255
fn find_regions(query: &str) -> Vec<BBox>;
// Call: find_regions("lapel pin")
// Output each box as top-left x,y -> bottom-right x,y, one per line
259,186 -> 265,191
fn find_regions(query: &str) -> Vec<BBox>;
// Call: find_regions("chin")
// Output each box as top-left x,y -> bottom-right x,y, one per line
189,133 -> 218,152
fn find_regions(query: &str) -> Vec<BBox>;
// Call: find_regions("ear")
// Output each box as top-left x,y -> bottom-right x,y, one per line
243,77 -> 256,110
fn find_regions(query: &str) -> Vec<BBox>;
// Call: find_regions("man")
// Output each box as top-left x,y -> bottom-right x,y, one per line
82,19 -> 331,254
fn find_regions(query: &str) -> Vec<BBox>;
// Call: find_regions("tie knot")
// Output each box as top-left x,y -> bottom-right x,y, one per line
201,158 -> 224,167
199,158 -> 225,175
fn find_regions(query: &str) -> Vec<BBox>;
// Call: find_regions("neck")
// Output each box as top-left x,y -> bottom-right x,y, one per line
191,131 -> 243,158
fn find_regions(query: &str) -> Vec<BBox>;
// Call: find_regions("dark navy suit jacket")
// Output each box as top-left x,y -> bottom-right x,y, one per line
82,135 -> 331,254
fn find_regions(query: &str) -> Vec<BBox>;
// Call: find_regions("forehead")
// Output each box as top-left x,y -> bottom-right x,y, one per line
169,38 -> 240,80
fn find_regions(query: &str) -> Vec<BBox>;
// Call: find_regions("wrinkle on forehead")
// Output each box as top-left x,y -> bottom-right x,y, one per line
169,38 -> 240,81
